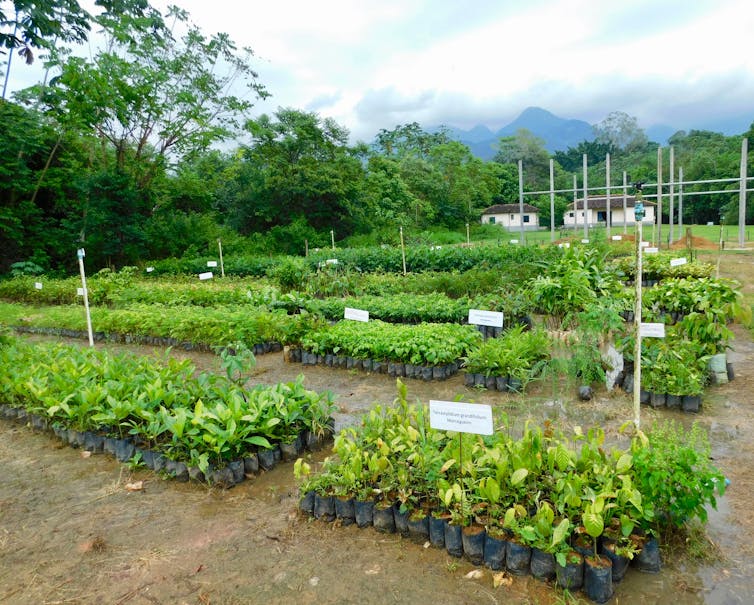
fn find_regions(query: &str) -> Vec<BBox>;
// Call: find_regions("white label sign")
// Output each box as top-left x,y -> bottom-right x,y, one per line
510,239 -> 519,244
34,282 -> 43,290
468,309 -> 504,328
611,235 -> 622,241
640,241 -> 649,248
326,259 -> 339,265
207,260 -> 218,267
199,271 -> 213,280
146,267 -> 154,273
429,400 -> 493,435
670,257 -> 687,267
640,322 -> 666,338
581,239 -> 590,244
77,287 -> 85,296
344,307 -> 369,322
644,247 -> 659,254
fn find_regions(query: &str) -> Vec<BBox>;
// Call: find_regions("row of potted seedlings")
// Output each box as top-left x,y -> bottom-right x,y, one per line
294,320 -> 481,381
0,338 -> 336,487
295,383 -> 726,603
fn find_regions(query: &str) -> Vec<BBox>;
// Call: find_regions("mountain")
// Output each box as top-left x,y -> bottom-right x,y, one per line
443,107 -> 594,160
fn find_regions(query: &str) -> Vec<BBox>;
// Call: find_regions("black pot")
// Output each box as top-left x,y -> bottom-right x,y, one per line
462,525 -> 486,565
432,366 -> 445,380
421,366 -> 433,381
207,465 -> 236,488
228,459 -> 245,484
474,373 -> 486,387
506,538 -> 532,575
483,532 -> 507,570
650,391 -> 666,408
299,490 -> 316,515
444,522 -> 463,558
429,516 -> 446,548
633,537 -> 661,573
408,514 -> 430,541
114,438 -> 135,462
666,393 -> 682,409
313,494 -> 335,521
530,547 -> 556,580
495,375 -> 508,392
556,551 -> 584,590
600,541 -> 630,583
258,447 -> 278,471
727,362 -> 735,382
243,454 -> 259,474
83,431 -> 105,453
372,503 -> 395,533
280,437 -> 303,462
166,458 -> 189,481
354,500 -> 374,528
335,497 -> 356,526
507,377 -> 523,393
640,389 -> 650,404
584,555 -> 613,604
464,373 -> 475,387
484,376 -> 496,390
681,394 -> 702,413
393,504 -> 409,536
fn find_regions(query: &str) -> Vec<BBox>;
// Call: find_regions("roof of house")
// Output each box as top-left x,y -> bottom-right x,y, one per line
482,203 -> 540,215
567,195 -> 656,210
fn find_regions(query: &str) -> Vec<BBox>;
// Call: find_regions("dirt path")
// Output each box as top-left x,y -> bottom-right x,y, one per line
2,253 -> 754,604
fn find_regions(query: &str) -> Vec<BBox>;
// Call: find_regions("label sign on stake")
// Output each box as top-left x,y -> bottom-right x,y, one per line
198,271 -> 213,280
581,238 -> 590,244
644,247 -> 659,254
146,267 -> 154,273
670,257 -> 687,267
611,235 -> 622,241
640,241 -> 649,248
510,239 -> 519,244
468,309 -> 504,328
77,287 -> 85,296
34,282 -> 43,290
207,260 -> 218,267
640,323 -> 666,338
429,400 -> 493,435
344,307 -> 369,322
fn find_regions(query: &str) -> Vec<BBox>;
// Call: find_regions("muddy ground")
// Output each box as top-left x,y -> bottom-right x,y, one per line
1,250 -> 753,604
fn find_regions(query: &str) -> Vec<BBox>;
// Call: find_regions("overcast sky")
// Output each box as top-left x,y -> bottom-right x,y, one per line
6,0 -> 753,142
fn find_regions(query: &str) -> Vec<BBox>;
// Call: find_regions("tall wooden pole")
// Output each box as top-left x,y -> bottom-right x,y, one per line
582,154 -> 588,240
678,167 -> 684,236
518,160 -> 525,245
623,171 -> 628,234
739,138 -> 748,247
573,174 -> 578,232
605,153 -> 611,238
669,146 -> 675,245
549,159 -> 555,242
656,147 -> 663,247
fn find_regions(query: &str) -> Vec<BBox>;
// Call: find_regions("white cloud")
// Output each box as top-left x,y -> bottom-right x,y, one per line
4,0 -> 752,142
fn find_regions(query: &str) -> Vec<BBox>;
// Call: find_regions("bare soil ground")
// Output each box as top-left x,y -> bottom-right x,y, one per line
2,251 -> 754,604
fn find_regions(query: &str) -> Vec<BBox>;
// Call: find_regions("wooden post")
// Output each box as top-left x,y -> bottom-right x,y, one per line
400,226 -> 407,276
330,230 -> 335,250
217,239 -> 225,278
549,159 -> 555,242
305,239 -> 309,257
466,222 -> 470,246
633,211 -> 643,430
678,167 -> 684,236
669,147 -> 675,245
77,248 -> 94,347
739,138 -> 748,248
656,147 -> 663,247
582,154 -> 588,240
605,153 -> 611,239
518,160 -> 525,245
573,174 -> 578,232
623,171 -> 628,234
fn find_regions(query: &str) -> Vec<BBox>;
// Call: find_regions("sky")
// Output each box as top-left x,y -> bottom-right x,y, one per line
4,0 -> 754,142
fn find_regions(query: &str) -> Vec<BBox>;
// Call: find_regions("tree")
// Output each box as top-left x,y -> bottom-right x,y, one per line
232,108 -> 364,240
553,140 -> 614,173
373,122 -> 450,159
593,111 -> 648,154
492,128 -> 550,188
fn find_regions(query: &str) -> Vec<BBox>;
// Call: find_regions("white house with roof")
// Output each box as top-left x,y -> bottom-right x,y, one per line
563,195 -> 656,228
481,203 -> 540,231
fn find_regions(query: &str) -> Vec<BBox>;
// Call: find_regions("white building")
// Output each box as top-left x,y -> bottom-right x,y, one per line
563,196 -> 656,228
481,203 -> 540,231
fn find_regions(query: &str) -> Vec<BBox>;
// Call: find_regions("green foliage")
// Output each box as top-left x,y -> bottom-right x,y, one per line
631,422 -> 725,528
0,339 -> 335,466
266,257 -> 311,293
462,325 -> 551,382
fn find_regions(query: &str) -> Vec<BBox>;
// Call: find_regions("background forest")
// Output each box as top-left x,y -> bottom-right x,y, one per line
2,0 -> 752,275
